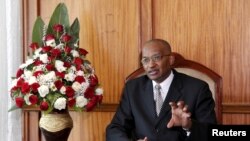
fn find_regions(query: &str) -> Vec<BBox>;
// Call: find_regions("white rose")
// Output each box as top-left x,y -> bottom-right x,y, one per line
55,60 -> 66,72
76,70 -> 84,76
45,71 -> 56,81
65,73 -> 76,82
28,76 -> 37,85
34,48 -> 42,58
95,87 -> 103,95
24,70 -> 32,80
26,59 -> 34,66
68,66 -> 76,73
55,43 -> 64,49
11,79 -> 18,87
50,83 -> 57,91
19,63 -> 26,69
54,97 -> 67,110
24,94 -> 32,105
60,86 -> 66,94
38,85 -> 49,97
72,82 -> 82,92
71,50 -> 79,57
46,39 -> 56,47
39,54 -> 49,64
76,96 -> 87,108
33,64 -> 45,71
80,81 -> 90,94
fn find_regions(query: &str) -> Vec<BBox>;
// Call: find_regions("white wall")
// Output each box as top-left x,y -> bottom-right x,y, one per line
0,0 -> 22,141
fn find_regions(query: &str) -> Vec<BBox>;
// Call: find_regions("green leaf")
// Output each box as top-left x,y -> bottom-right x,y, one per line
47,3 -> 70,34
46,93 -> 62,104
32,17 -> 45,46
70,18 -> 80,43
8,105 -> 20,112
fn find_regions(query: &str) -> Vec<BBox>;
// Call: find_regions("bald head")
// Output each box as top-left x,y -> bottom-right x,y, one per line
143,39 -> 172,53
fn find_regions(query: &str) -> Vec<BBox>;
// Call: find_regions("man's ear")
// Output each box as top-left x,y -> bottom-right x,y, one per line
169,55 -> 175,67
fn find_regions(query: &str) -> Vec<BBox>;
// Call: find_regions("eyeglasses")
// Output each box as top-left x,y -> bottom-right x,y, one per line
141,54 -> 171,65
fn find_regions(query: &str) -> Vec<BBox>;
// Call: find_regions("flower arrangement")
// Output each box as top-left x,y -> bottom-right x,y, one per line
9,3 -> 103,113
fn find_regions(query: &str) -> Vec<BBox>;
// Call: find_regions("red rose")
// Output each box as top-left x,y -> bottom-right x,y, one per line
55,71 -> 65,79
89,75 -> 99,87
75,76 -> 85,83
31,83 -> 40,93
40,101 -> 49,111
11,86 -> 19,93
97,95 -> 103,103
46,64 -> 54,71
64,46 -> 71,54
16,68 -> 24,78
16,78 -> 25,87
63,62 -> 71,68
16,78 -> 24,88
21,82 -> 30,94
44,34 -> 55,41
51,48 -> 61,57
15,97 -> 24,108
84,87 -> 95,99
61,33 -> 71,42
68,98 -> 76,107
74,57 -> 83,66
86,96 -> 98,111
79,48 -> 88,56
29,95 -> 38,105
33,71 -> 44,77
42,46 -> 52,52
29,42 -> 39,51
34,60 -> 43,66
54,80 -> 63,90
53,24 -> 63,33
66,86 -> 75,98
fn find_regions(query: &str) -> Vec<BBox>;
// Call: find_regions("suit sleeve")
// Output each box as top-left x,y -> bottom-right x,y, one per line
187,83 -> 217,141
106,84 -> 134,141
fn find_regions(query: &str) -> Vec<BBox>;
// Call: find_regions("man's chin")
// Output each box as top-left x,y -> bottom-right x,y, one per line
147,75 -> 159,81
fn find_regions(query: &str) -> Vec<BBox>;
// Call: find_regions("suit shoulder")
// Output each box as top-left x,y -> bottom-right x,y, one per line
125,75 -> 149,86
175,71 -> 209,86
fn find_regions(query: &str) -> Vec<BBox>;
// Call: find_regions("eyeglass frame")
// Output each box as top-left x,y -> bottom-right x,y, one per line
141,54 -> 171,65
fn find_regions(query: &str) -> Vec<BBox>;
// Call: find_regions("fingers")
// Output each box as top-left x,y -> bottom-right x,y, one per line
177,101 -> 185,109
169,102 -> 177,109
169,101 -> 189,112
167,118 -> 174,128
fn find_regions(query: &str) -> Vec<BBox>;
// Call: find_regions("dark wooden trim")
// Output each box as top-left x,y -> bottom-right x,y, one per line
22,103 -> 118,112
222,103 -> 250,114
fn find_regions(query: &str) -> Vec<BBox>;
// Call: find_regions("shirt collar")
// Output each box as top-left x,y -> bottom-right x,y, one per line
152,70 -> 174,99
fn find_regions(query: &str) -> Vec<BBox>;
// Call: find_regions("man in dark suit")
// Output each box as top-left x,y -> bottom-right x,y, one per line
106,39 -> 217,141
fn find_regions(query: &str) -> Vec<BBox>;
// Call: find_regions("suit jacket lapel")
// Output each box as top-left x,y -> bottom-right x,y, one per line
155,71 -> 184,127
142,78 -> 156,120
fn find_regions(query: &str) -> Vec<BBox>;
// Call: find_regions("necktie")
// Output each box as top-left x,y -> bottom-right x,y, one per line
155,84 -> 163,116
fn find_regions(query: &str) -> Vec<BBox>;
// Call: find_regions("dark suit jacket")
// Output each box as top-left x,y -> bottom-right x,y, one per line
106,70 -> 217,141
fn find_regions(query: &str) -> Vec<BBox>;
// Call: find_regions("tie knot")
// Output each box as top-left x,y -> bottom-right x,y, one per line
155,84 -> 161,90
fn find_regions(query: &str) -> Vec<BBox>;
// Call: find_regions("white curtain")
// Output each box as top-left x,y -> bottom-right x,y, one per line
0,0 -> 22,141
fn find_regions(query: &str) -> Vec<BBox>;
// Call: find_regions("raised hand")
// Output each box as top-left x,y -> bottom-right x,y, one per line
167,101 -> 192,129
137,137 -> 148,141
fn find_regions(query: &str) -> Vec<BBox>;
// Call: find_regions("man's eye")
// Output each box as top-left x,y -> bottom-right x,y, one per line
153,55 -> 161,61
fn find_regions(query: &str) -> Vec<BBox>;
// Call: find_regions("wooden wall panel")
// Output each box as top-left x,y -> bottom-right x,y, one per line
22,0 -> 140,140
153,0 -> 250,103
39,0 -> 140,103
223,114 -> 250,124
21,0 -> 250,141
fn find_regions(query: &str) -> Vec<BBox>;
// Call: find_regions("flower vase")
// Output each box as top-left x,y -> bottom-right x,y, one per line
39,109 -> 73,141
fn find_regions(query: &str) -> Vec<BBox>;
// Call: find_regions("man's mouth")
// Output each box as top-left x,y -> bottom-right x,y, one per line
147,69 -> 159,76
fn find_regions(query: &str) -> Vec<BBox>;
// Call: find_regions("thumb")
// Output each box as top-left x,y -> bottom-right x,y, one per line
167,118 -> 174,128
